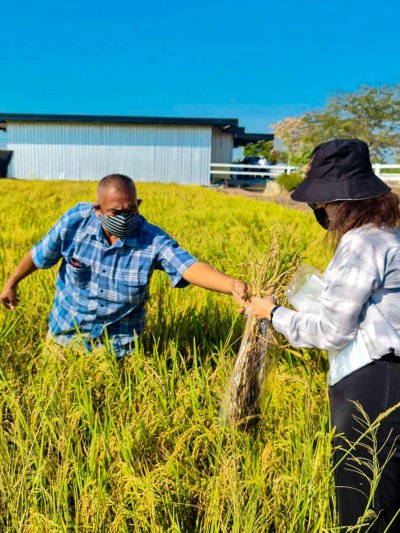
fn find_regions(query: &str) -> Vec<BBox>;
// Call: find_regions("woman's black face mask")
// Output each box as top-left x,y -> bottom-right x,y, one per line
308,204 -> 330,229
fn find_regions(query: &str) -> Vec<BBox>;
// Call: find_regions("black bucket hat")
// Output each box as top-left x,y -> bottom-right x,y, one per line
291,138 -> 390,203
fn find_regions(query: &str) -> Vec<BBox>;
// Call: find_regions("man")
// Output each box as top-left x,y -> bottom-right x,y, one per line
1,174 -> 247,356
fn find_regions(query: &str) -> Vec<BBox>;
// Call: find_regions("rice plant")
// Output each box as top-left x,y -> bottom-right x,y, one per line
0,179 -> 347,531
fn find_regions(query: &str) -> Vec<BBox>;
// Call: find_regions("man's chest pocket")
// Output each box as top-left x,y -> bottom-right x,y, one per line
66,262 -> 92,289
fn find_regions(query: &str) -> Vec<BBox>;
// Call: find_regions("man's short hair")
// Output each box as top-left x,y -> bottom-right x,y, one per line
98,174 -> 136,193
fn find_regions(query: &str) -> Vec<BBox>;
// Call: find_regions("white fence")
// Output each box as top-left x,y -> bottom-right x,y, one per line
372,164 -> 400,183
210,163 -> 294,180
210,163 -> 400,184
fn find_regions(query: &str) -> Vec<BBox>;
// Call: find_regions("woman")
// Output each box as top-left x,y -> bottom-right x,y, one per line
239,139 -> 400,532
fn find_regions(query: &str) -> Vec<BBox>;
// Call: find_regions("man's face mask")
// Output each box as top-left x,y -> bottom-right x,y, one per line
100,210 -> 140,238
308,204 -> 330,230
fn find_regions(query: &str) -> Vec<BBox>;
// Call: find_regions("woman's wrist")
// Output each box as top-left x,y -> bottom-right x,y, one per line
269,304 -> 280,321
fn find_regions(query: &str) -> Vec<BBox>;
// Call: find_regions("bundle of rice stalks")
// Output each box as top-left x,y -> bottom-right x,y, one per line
221,311 -> 269,427
221,235 -> 302,428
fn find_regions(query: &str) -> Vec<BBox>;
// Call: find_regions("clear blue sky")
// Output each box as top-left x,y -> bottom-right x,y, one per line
1,0 -> 399,134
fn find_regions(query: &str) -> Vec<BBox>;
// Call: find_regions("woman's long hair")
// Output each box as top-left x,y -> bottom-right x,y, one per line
328,192 -> 400,243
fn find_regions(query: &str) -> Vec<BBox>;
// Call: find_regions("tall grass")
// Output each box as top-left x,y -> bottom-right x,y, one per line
0,179 -> 360,531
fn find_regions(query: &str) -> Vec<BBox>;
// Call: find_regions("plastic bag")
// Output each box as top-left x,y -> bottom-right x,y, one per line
220,311 -> 269,427
285,264 -> 325,313
285,264 -> 372,385
328,330 -> 372,385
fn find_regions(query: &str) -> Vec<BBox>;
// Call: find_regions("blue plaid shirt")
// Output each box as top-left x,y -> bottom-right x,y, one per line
31,202 -> 197,356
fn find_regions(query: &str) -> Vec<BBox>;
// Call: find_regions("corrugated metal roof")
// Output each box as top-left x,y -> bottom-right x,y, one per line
0,112 -> 238,128
0,112 -> 273,146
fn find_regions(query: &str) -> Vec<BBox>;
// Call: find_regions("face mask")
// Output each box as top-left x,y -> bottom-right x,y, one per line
312,207 -> 330,229
100,211 -> 139,238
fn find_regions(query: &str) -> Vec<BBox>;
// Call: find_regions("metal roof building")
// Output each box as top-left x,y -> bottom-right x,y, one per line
0,113 -> 272,185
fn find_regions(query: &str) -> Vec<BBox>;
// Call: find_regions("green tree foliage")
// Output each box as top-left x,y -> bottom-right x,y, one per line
273,85 -> 400,164
243,140 -> 281,164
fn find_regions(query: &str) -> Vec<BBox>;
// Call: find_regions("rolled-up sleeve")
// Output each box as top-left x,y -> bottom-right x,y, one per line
156,235 -> 197,288
31,217 -> 64,269
273,262 -> 377,351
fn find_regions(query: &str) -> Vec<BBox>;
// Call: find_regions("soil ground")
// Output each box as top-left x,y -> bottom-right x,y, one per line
216,186 -> 400,212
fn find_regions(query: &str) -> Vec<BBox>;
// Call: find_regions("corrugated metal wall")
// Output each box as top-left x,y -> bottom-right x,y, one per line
0,130 -> 7,149
211,127 -> 234,163
7,122 -> 213,185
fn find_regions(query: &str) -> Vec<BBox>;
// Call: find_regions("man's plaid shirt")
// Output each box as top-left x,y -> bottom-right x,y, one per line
31,203 -> 197,355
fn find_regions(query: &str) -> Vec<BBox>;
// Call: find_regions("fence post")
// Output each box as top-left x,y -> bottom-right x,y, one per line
374,164 -> 381,177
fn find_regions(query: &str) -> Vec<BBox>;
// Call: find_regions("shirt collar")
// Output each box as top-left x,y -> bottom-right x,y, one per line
85,207 -> 106,240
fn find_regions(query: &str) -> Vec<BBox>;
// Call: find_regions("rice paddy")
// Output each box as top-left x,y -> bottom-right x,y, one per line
0,179 -> 338,532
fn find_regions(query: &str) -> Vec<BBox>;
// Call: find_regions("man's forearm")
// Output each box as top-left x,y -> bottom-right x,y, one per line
5,251 -> 38,287
182,261 -> 241,295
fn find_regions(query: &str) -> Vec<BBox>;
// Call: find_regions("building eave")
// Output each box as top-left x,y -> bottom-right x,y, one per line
0,112 -> 239,129
234,132 -> 274,148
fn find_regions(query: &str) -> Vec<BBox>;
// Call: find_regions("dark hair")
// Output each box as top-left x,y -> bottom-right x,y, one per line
328,192 -> 400,241
98,174 -> 136,192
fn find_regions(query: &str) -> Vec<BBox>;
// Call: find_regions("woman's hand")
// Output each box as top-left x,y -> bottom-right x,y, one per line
232,292 -> 277,320
248,295 -> 276,320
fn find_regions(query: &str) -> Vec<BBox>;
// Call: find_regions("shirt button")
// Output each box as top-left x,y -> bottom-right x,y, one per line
100,289 -> 104,293
102,269 -> 106,273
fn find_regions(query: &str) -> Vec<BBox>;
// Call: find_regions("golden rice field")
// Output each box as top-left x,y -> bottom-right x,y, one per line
0,179 -> 338,532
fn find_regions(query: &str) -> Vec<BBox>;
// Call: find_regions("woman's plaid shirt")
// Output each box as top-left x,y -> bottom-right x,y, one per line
273,225 -> 400,382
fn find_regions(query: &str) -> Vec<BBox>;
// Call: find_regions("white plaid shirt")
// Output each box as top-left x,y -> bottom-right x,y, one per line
273,224 -> 400,383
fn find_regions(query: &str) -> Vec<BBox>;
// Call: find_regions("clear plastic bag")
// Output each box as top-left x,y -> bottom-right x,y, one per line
220,311 -> 269,427
285,264 -> 325,313
285,264 -> 373,385
328,329 -> 372,385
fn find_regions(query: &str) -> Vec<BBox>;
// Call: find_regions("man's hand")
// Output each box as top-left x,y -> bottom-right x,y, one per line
0,251 -> 38,311
1,284 -> 19,311
231,279 -> 248,300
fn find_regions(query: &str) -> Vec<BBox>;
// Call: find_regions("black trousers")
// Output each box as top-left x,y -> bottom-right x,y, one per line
329,357 -> 400,532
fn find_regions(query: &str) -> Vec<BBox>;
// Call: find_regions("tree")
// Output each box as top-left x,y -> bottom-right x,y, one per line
243,140 -> 281,164
272,117 -> 313,166
273,85 -> 400,164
